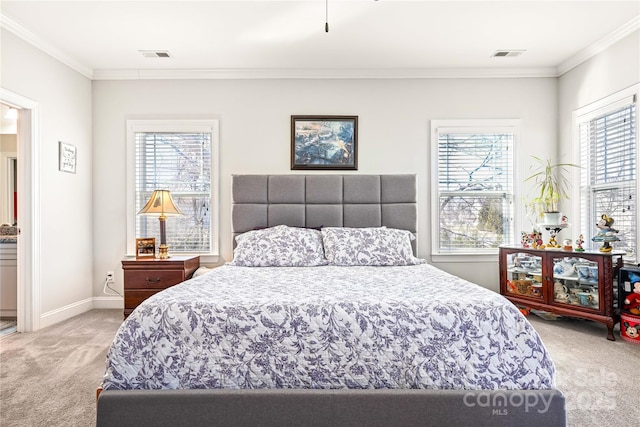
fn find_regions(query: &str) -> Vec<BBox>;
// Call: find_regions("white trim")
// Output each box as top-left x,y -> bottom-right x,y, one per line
92,296 -> 123,310
557,16 -> 640,76
431,254 -> 499,263
18,295 -> 123,329
126,119 -> 220,257
4,9 -> 636,81
0,14 -> 93,79
39,297 -> 93,329
91,67 -> 559,80
574,85 -> 639,123
571,84 -> 640,259
0,88 -> 41,332
430,119 -> 521,258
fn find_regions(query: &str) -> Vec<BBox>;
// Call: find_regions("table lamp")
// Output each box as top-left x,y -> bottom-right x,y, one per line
138,189 -> 183,259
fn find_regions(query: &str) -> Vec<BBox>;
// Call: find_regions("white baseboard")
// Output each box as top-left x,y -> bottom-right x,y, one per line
40,297 -> 94,329
38,296 -> 123,329
93,296 -> 123,309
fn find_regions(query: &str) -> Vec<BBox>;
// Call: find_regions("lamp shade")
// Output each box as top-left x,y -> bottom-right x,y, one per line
138,190 -> 183,217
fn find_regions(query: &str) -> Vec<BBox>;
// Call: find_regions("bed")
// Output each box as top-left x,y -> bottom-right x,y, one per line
97,174 -> 566,427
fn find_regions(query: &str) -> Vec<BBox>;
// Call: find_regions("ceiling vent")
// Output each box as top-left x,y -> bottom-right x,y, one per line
139,50 -> 172,58
491,49 -> 526,58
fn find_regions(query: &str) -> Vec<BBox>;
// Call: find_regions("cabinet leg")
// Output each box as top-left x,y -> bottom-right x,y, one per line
606,321 -> 616,341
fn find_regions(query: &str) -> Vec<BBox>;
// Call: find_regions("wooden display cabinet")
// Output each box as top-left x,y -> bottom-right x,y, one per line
121,255 -> 200,319
499,246 -> 624,340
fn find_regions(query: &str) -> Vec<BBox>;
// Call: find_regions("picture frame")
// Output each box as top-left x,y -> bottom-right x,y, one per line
291,115 -> 358,170
136,237 -> 156,259
58,141 -> 77,173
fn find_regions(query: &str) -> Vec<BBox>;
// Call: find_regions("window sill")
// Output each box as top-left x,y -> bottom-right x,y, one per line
431,253 -> 498,263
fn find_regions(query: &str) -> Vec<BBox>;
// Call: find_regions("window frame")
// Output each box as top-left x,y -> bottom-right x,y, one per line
573,85 -> 639,262
126,119 -> 220,262
430,119 -> 520,262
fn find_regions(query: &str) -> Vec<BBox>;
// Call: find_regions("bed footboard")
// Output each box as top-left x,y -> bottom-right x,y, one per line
96,389 -> 566,427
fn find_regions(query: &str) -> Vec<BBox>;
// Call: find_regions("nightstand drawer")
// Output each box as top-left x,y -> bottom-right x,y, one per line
124,270 -> 184,289
124,289 -> 163,309
121,255 -> 200,319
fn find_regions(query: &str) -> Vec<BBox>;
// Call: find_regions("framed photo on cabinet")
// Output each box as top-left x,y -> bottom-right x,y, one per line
136,237 -> 156,259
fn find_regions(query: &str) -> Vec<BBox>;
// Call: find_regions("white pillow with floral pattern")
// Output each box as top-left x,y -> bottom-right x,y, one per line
321,227 -> 424,266
231,225 -> 328,267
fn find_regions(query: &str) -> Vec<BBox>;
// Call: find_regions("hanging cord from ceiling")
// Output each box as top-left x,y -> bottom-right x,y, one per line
325,0 -> 329,32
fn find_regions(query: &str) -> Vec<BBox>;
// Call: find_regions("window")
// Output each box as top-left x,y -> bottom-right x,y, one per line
126,120 -> 219,257
577,89 -> 638,261
431,120 -> 517,257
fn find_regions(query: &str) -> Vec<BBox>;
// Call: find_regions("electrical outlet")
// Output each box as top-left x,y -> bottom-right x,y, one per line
106,271 -> 115,283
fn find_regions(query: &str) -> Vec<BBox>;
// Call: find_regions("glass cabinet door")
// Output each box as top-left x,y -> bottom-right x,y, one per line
505,252 -> 544,300
551,256 -> 599,310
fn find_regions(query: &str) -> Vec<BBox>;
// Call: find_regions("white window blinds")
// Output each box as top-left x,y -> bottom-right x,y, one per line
434,127 -> 515,253
135,131 -> 212,253
579,98 -> 636,260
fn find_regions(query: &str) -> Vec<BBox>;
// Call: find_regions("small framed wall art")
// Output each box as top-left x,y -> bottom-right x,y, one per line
58,141 -> 77,173
136,237 -> 156,259
291,115 -> 358,170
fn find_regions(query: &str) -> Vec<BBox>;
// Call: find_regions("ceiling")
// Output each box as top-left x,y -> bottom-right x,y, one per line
1,1 -> 639,80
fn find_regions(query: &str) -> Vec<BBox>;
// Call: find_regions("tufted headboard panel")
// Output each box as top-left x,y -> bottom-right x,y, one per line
231,174 -> 417,252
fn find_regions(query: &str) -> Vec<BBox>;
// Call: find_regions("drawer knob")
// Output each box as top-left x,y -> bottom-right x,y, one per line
146,277 -> 161,283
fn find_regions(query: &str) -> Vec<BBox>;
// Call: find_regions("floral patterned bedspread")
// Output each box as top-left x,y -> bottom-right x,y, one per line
102,264 -> 555,390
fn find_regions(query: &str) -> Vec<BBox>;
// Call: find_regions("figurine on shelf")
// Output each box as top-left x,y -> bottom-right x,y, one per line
562,239 -> 573,251
575,234 -> 585,252
530,230 -> 544,249
592,214 -> 620,252
521,231 -> 530,248
546,228 -> 561,248
561,215 -> 569,225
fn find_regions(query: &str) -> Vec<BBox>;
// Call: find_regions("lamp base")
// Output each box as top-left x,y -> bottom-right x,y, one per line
158,244 -> 170,259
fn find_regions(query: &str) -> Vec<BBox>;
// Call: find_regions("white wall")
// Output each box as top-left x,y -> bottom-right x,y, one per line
1,29 -> 93,325
558,30 -> 640,237
3,24 -> 634,321
93,77 -> 558,293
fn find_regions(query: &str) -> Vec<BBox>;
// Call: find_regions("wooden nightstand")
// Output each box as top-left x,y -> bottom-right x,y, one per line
121,255 -> 200,319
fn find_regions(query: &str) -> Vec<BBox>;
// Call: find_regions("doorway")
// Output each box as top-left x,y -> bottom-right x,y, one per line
0,88 -> 41,332
0,102 -> 18,335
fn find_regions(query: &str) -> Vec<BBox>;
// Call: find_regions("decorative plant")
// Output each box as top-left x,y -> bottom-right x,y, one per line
524,156 -> 580,221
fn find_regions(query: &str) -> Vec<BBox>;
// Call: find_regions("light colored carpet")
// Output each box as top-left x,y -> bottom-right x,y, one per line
0,310 -> 122,427
0,309 -> 637,426
526,314 -> 639,427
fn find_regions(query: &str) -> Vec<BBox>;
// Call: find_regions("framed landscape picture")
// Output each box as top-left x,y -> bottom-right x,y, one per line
291,115 -> 358,170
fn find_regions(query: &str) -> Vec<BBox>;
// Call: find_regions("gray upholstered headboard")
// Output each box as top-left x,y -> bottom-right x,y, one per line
231,174 -> 417,251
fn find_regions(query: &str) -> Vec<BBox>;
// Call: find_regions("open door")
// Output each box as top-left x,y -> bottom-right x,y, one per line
0,88 -> 41,332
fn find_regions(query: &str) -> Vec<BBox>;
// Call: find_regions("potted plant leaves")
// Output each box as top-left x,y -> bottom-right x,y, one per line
525,156 -> 580,225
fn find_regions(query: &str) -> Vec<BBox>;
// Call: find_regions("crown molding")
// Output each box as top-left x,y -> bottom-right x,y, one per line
557,15 -> 640,76
0,14 -> 93,79
3,11 -> 637,81
91,67 -> 559,80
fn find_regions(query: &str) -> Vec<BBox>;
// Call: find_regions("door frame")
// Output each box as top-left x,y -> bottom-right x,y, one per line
0,88 -> 41,332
